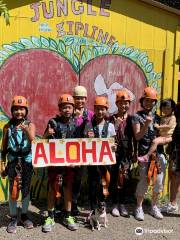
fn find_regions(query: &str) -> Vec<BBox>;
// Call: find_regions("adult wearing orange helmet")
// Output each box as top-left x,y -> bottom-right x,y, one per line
109,90 -> 133,218
132,87 -> 165,221
0,96 -> 35,233
42,93 -> 79,232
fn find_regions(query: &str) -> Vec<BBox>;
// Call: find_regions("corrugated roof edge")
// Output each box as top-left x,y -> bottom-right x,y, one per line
140,0 -> 180,16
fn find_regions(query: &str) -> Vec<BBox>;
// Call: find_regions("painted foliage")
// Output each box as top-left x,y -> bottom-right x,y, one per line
0,0 -> 163,201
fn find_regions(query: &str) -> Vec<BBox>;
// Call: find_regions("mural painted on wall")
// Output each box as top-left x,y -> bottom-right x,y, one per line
0,0 -> 162,201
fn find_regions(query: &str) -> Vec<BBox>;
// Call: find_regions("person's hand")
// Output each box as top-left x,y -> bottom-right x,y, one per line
18,123 -> 29,132
111,143 -> 117,152
87,131 -> 94,138
47,124 -> 55,136
154,123 -> 159,129
0,161 -> 6,179
145,112 -> 153,125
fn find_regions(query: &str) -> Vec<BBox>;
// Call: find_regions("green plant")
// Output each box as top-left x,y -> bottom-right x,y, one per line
0,0 -> 10,25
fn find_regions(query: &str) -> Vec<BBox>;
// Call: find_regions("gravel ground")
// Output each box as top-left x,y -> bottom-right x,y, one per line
0,197 -> 180,240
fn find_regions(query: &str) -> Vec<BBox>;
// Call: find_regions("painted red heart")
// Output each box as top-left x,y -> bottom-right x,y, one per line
0,50 -> 146,135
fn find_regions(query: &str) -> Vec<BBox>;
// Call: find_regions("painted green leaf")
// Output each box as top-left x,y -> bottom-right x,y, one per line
118,44 -> 126,54
111,42 -> 119,54
86,48 -> 92,60
75,44 -> 80,55
149,72 -> 156,81
64,36 -> 74,46
92,47 -> 99,58
151,81 -> 158,89
31,36 -> 41,47
58,40 -> 66,54
155,73 -> 162,80
81,51 -> 87,65
67,47 -> 73,61
0,50 -> 9,57
50,39 -> 58,51
73,55 -> 79,72
11,42 -> 25,50
20,38 -> 34,48
140,57 -> 148,67
3,44 -> 16,52
129,49 -> 140,59
145,62 -> 153,73
138,52 -> 147,61
40,36 -> 49,48
124,47 -> 134,55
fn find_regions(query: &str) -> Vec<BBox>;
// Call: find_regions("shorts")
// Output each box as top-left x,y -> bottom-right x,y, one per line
48,166 -> 74,187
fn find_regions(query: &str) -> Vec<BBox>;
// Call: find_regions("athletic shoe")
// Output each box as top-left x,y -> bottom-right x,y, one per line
119,204 -> 130,218
7,217 -> 17,234
150,205 -> 163,219
63,216 -> 78,231
160,202 -> 179,213
42,217 -> 55,232
134,207 -> 144,221
111,205 -> 120,217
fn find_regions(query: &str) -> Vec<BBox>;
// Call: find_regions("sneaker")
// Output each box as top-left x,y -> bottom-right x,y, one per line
134,207 -> 144,221
21,214 -> 33,229
119,204 -> 130,218
160,203 -> 179,213
63,216 -> 78,231
42,217 -> 55,232
7,217 -> 17,234
150,206 -> 163,220
111,205 -> 120,217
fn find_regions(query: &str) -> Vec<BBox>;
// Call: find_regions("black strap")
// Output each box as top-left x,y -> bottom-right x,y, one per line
92,118 -> 109,138
9,120 -> 30,155
49,116 -> 77,138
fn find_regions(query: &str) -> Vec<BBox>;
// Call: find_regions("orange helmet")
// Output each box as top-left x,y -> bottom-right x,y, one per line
11,96 -> 28,108
116,90 -> 131,103
94,96 -> 109,108
141,87 -> 158,100
58,94 -> 75,106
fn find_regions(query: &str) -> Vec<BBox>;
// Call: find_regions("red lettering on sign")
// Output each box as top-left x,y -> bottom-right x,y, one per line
82,141 -> 97,163
66,142 -> 80,163
34,143 -> 48,165
99,141 -> 114,162
49,142 -> 64,163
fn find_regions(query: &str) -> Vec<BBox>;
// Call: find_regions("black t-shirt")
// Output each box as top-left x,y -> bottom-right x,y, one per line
132,110 -> 160,156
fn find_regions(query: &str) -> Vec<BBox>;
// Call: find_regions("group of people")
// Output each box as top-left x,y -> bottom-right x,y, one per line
0,85 -> 180,234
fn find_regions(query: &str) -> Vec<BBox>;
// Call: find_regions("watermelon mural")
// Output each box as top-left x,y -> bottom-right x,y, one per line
0,0 -> 165,201
0,36 -> 162,136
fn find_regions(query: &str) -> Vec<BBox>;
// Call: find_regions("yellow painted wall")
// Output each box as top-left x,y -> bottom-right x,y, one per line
0,0 -> 180,201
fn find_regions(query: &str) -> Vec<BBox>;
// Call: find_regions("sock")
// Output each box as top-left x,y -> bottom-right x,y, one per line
48,209 -> 54,219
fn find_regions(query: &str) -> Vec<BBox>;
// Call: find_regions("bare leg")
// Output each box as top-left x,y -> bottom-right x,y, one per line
64,181 -> 72,212
48,186 -> 56,210
147,136 -> 172,157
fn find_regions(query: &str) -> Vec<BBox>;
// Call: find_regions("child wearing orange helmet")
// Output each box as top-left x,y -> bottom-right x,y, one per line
0,96 -> 35,234
42,94 -> 79,232
132,87 -> 166,221
85,96 -> 116,213
109,90 -> 134,218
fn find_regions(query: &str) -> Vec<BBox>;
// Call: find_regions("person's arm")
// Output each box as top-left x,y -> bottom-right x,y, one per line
0,124 -> 9,175
132,114 -> 152,141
